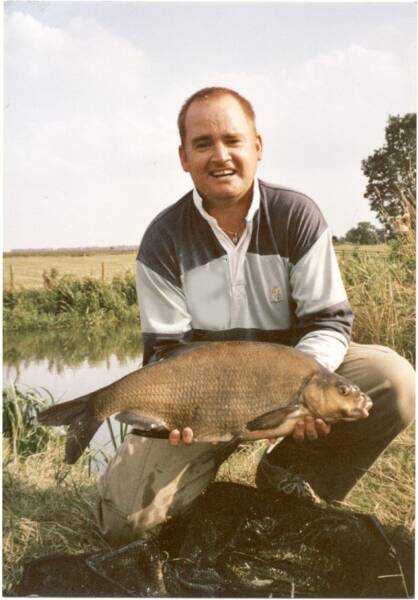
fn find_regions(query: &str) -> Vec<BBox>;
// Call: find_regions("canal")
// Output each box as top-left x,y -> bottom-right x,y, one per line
3,323 -> 143,467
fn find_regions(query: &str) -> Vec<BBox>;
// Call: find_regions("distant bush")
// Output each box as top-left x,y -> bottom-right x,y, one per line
3,272 -> 139,330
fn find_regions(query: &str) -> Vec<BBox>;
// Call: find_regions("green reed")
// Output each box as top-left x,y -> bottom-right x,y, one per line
3,272 -> 139,331
3,384 -> 56,460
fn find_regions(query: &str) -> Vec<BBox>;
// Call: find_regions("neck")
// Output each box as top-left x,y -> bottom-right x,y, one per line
201,184 -> 253,233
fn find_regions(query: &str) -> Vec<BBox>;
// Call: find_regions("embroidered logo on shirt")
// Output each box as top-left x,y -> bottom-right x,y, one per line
271,286 -> 282,303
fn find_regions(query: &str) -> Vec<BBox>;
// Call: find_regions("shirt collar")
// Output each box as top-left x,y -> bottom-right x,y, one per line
192,179 -> 260,224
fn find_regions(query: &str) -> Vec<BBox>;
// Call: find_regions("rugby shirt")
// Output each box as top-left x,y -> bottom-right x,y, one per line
136,179 -> 353,371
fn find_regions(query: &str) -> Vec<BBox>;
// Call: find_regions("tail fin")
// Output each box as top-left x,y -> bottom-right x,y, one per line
38,394 -> 103,464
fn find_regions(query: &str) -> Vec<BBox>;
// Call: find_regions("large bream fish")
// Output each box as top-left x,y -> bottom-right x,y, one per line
38,341 -> 372,464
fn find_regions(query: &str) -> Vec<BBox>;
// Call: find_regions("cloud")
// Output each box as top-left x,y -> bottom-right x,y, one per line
3,9 -> 416,248
187,41 -> 415,233
4,11 -> 163,248
5,11 -> 148,118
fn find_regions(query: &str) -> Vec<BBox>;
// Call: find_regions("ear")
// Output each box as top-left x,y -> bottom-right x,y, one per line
179,145 -> 190,173
256,133 -> 263,161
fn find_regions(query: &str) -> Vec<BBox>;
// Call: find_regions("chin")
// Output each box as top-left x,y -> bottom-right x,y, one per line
209,184 -> 246,201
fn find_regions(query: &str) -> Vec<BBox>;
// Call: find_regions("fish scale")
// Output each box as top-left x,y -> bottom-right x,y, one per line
38,341 -> 372,464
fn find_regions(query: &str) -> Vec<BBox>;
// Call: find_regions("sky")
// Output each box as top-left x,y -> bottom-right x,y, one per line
3,1 -> 417,250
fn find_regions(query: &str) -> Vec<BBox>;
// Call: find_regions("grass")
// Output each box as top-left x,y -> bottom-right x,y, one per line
3,437 -> 110,594
3,412 -> 414,594
340,236 -> 415,363
343,424 -> 415,531
217,424 -> 415,531
3,384 -> 55,458
2,238 -> 415,593
334,243 -> 389,254
3,272 -> 139,331
2,386 -> 114,594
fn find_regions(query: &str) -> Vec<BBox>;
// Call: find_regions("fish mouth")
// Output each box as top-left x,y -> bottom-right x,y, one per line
361,393 -> 373,414
344,394 -> 373,420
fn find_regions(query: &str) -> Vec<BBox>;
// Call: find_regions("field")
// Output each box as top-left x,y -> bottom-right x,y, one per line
3,249 -> 137,290
3,244 -> 388,290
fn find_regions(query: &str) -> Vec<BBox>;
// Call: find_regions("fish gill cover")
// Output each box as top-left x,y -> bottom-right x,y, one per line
16,482 -> 414,598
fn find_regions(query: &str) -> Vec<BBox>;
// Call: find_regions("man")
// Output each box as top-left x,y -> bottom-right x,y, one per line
96,87 -> 415,547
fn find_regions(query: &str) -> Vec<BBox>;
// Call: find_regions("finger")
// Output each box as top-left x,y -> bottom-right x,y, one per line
182,427 -> 194,445
169,429 -> 181,446
305,416 -> 318,441
292,420 -> 305,442
315,419 -> 331,437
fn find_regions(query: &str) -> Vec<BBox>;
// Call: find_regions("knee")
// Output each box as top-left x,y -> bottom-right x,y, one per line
371,351 -> 415,428
96,496 -> 141,547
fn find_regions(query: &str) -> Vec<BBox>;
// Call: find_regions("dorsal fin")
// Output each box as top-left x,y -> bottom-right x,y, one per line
153,341 -> 212,362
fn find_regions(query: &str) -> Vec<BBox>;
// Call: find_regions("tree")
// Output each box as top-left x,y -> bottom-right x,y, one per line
361,113 -> 416,234
344,221 -> 380,245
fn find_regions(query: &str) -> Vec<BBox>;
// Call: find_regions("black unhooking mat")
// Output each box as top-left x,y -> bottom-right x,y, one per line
14,482 -> 414,598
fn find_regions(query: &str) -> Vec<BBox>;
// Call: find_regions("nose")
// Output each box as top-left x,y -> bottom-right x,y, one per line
212,142 -> 230,163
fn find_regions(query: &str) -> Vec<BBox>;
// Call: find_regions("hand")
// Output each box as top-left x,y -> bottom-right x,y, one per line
168,428 -> 220,446
292,416 -> 331,442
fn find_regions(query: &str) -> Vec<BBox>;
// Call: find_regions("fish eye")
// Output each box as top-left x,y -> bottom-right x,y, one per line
338,384 -> 350,396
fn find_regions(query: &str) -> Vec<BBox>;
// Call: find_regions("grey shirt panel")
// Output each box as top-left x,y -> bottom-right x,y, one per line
137,191 -> 225,287
137,181 -> 328,284
292,300 -> 354,343
137,181 -> 351,367
248,181 -> 328,264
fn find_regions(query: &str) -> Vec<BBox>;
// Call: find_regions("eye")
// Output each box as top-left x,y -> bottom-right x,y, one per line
193,138 -> 212,150
195,142 -> 211,150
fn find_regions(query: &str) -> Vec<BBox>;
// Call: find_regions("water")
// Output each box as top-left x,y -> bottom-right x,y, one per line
3,324 -> 144,466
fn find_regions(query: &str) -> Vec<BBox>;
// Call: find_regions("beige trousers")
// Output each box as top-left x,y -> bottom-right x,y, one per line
96,343 -> 415,546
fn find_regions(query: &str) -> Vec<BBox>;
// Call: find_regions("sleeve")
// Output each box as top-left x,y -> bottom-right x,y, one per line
136,260 -> 193,365
290,226 -> 353,372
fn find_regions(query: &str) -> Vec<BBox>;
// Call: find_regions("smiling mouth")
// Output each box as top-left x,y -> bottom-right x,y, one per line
210,169 -> 236,178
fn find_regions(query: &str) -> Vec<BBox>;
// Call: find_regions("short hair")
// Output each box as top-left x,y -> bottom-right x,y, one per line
177,87 -> 257,144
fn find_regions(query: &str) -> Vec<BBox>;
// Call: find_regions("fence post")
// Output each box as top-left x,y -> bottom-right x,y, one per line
9,265 -> 14,290
101,262 -> 105,281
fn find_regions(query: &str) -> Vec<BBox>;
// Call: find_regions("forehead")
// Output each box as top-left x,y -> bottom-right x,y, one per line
184,95 -> 254,138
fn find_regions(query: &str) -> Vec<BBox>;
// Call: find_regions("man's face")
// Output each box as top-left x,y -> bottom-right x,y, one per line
179,94 -> 263,207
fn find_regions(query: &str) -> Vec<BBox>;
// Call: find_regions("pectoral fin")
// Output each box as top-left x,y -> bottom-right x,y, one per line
246,405 -> 299,431
115,411 -> 170,437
